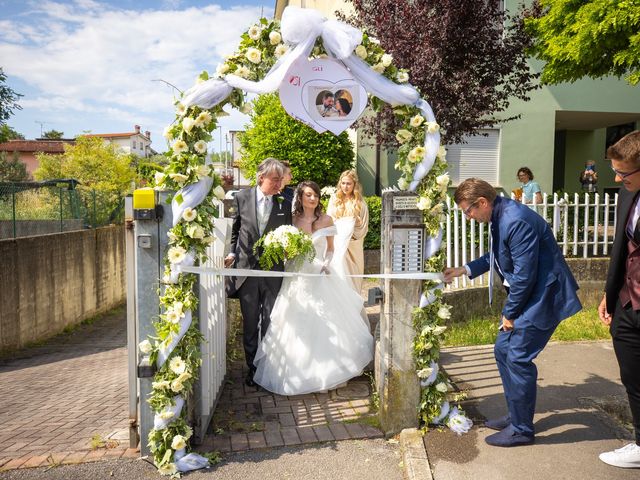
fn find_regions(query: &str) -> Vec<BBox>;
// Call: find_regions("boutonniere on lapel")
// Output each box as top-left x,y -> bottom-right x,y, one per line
275,195 -> 284,211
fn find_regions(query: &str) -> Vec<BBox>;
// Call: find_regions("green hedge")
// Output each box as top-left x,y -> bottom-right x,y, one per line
364,195 -> 381,250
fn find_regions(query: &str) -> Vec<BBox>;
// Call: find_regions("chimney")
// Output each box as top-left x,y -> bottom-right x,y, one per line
134,125 -> 141,134
145,130 -> 151,140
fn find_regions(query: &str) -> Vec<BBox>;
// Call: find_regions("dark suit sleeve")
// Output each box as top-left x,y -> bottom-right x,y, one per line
502,220 -> 539,320
230,193 -> 241,256
467,253 -> 490,279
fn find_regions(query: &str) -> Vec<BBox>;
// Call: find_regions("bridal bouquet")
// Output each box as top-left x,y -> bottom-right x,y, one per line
254,225 -> 315,270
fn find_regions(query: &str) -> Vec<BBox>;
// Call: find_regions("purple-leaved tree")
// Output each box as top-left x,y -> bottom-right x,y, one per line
343,0 -> 539,146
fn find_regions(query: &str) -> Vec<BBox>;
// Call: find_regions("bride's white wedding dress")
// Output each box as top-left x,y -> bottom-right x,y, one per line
253,225 -> 374,395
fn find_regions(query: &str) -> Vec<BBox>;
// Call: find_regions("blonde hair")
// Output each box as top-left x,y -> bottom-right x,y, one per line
333,170 -> 364,218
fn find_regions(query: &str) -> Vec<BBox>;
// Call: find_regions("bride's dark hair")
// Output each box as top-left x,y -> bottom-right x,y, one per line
293,181 -> 323,221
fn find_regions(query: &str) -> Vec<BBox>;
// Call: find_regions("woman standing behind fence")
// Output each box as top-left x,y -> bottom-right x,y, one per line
517,167 -> 542,204
327,170 -> 369,293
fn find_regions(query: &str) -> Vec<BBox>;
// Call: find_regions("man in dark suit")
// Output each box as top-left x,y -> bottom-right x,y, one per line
224,158 -> 293,387
598,131 -> 640,468
444,178 -> 582,447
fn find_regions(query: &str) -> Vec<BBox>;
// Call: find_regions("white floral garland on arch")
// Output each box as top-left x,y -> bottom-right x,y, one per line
141,5 -> 470,477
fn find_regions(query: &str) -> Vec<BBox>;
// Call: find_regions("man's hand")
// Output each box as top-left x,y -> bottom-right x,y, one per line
500,316 -> 514,331
598,295 -> 612,326
443,266 -> 466,283
224,255 -> 235,268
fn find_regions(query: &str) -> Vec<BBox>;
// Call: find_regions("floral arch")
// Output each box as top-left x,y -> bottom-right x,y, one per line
141,6 -> 468,477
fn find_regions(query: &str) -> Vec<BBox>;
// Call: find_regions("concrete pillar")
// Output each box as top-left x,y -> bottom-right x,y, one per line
134,191 -> 172,455
376,192 -> 423,435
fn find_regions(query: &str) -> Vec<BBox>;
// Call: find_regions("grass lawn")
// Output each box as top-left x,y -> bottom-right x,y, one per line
443,306 -> 611,347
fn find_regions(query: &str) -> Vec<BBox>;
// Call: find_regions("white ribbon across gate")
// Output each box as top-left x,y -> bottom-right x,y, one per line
179,265 -> 444,282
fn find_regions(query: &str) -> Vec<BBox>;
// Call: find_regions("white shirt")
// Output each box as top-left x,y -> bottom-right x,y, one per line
627,195 -> 640,239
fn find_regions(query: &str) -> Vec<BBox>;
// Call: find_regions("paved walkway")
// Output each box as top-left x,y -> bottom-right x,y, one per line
422,341 -> 637,480
198,363 -> 382,454
0,285 -> 383,471
0,308 -> 135,470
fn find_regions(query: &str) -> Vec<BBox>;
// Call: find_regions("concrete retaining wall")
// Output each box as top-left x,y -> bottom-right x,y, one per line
364,249 -> 608,321
0,225 -> 125,351
442,257 -> 609,323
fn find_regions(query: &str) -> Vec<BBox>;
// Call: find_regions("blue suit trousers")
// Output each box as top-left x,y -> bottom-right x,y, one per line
494,324 -> 555,437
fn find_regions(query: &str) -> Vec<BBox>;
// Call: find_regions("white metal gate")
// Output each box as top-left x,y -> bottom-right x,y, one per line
196,215 -> 232,440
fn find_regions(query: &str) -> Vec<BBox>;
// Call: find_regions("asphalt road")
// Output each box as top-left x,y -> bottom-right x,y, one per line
0,439 -> 402,480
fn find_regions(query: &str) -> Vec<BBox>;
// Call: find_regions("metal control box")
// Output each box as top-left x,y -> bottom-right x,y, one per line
391,226 -> 424,273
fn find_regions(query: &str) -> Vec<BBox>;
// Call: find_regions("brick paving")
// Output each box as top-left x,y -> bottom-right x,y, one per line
0,279 -> 383,471
195,362 -> 383,455
195,282 -> 384,454
0,308 -> 132,470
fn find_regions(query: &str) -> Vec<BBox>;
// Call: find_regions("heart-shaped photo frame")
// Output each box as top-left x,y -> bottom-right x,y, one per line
279,58 -> 367,136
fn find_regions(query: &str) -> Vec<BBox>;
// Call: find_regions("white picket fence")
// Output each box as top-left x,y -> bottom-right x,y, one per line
444,192 -> 618,289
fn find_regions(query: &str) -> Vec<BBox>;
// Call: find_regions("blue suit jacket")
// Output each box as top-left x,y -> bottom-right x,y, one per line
467,196 -> 582,329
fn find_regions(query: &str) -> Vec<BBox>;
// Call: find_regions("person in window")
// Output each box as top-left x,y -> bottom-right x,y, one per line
579,160 -> 598,192
517,167 -> 542,204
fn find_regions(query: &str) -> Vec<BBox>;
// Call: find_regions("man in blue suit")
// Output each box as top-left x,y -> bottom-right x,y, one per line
444,178 -> 582,447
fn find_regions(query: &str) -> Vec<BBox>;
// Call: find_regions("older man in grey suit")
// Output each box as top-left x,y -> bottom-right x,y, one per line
224,158 -> 293,387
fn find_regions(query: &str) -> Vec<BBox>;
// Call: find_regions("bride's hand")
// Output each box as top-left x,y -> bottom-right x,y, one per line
320,265 -> 330,274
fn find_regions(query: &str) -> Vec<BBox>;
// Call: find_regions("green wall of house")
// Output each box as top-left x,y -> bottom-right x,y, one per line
500,66 -> 640,197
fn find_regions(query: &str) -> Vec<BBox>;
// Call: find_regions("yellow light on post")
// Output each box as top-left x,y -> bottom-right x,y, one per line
133,187 -> 160,220
133,187 -> 156,210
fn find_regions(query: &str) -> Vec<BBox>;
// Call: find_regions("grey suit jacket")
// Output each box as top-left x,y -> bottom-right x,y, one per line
226,187 -> 292,297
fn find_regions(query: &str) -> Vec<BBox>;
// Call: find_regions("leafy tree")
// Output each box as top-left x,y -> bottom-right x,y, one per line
34,136 -> 136,224
344,0 -> 539,145
41,129 -> 64,139
524,0 -> 640,85
0,124 -> 24,143
0,151 -> 29,182
239,93 -> 354,186
0,67 -> 22,125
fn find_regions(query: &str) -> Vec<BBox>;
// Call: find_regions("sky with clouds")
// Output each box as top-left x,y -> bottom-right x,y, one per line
0,0 -> 273,152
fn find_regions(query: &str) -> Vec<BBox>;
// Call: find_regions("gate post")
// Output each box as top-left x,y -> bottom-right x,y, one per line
131,189 -> 172,455
376,191 -> 423,435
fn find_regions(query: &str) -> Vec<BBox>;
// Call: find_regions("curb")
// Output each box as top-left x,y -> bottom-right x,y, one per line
399,428 -> 432,480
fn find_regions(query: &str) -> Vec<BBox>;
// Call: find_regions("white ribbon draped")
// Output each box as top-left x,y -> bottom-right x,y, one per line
172,177 -> 214,227
153,395 -> 209,472
154,396 -> 185,430
180,5 -> 439,192
157,310 -> 192,369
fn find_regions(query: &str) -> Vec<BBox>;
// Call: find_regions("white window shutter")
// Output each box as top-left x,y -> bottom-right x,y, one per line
447,129 -> 500,186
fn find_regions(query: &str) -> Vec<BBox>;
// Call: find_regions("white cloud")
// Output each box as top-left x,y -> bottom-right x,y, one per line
0,1 -> 267,146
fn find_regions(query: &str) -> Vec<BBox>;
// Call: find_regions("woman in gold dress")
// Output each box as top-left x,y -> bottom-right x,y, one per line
327,170 -> 369,293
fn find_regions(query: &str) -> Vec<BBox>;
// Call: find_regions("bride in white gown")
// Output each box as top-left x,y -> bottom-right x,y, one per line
253,181 -> 374,395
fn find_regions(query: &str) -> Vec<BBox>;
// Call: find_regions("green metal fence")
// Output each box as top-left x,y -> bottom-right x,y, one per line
0,180 -> 124,239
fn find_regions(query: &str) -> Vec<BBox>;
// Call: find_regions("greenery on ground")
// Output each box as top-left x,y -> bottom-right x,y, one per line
443,306 -> 610,347
239,93 -> 355,187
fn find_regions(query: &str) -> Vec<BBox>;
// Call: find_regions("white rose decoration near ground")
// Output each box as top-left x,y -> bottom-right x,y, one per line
144,5 -> 469,477
279,58 -> 367,135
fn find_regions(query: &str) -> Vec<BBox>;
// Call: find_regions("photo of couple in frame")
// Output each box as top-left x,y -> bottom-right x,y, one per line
310,86 -> 357,121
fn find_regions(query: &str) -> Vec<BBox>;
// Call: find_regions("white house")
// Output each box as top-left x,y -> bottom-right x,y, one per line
85,125 -> 155,158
